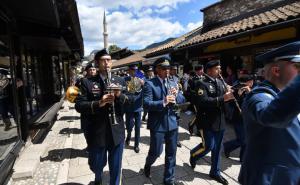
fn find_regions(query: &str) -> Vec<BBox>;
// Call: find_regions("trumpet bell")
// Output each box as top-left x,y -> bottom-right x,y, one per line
127,77 -> 142,94
66,85 -> 80,103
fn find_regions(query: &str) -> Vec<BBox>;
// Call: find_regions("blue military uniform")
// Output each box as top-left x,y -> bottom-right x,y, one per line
189,60 -> 228,185
142,66 -> 154,121
143,57 -> 185,185
75,49 -> 130,185
239,41 -> 300,185
124,64 -> 144,153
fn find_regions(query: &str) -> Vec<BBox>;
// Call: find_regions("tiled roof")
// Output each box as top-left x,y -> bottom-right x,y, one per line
178,1 -> 300,48
112,50 -> 149,67
146,26 -> 202,56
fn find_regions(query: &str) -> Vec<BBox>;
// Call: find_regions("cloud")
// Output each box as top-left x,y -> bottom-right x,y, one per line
76,0 -> 191,11
155,6 -> 173,14
186,20 -> 203,31
77,3 -> 186,55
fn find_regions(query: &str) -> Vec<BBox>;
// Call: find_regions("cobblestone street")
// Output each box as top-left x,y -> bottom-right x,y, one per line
10,101 -> 241,185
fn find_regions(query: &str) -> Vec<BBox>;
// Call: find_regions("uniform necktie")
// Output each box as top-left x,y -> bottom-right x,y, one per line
163,79 -> 168,94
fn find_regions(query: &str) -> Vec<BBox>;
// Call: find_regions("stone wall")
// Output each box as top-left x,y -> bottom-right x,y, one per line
202,0 -> 285,26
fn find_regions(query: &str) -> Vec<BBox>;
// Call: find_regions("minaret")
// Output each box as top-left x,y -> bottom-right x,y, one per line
103,10 -> 108,49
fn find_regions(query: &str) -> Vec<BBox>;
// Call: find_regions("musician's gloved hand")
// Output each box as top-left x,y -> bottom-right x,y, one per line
223,91 -> 235,102
99,94 -> 115,107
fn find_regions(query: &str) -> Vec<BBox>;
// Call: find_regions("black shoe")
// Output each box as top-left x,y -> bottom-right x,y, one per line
189,155 -> 196,169
125,137 -> 130,146
142,116 -> 146,121
209,174 -> 228,185
144,165 -> 151,178
177,142 -> 182,148
134,146 -> 140,153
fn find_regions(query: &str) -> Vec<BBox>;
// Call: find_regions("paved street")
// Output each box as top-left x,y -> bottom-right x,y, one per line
10,101 -> 241,185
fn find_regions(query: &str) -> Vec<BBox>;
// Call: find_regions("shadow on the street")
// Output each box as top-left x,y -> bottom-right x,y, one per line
122,163 -> 210,184
40,148 -> 88,162
178,132 -> 190,142
59,116 -> 80,121
59,128 -> 83,135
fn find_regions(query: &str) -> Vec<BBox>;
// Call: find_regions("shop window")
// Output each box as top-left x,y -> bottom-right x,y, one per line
23,55 -> 40,118
0,18 -> 19,163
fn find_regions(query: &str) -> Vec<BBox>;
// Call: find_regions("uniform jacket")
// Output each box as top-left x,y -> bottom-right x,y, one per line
239,77 -> 300,185
193,75 -> 226,131
143,77 -> 185,132
187,75 -> 204,103
75,74 -> 128,148
124,76 -> 143,112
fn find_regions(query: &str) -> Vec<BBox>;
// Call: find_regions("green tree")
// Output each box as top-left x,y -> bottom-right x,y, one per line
108,44 -> 121,53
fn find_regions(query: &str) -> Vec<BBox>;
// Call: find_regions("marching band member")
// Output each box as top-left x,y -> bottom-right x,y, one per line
75,48 -> 129,185
124,64 -> 144,153
143,57 -> 185,185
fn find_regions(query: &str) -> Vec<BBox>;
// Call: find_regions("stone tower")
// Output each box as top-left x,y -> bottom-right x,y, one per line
103,10 -> 108,49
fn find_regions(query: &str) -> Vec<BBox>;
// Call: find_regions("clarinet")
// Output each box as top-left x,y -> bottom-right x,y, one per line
218,74 -> 242,114
166,76 -> 177,108
106,69 -> 118,125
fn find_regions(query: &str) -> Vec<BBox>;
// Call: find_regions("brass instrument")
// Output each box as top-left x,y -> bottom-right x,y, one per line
126,76 -> 143,94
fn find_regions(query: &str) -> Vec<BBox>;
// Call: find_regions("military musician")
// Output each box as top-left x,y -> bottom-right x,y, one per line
124,64 -> 144,153
189,60 -> 234,185
143,57 -> 185,185
75,48 -> 129,185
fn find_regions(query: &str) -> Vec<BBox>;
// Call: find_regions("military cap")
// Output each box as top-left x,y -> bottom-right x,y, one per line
238,69 -> 253,82
94,48 -> 110,61
146,66 -> 153,71
85,62 -> 97,71
153,57 -> 171,68
170,65 -> 178,70
205,59 -> 220,69
128,64 -> 138,70
195,65 -> 203,71
256,41 -> 300,65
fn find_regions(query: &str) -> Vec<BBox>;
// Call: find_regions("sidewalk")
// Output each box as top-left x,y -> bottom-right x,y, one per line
9,101 -> 241,185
